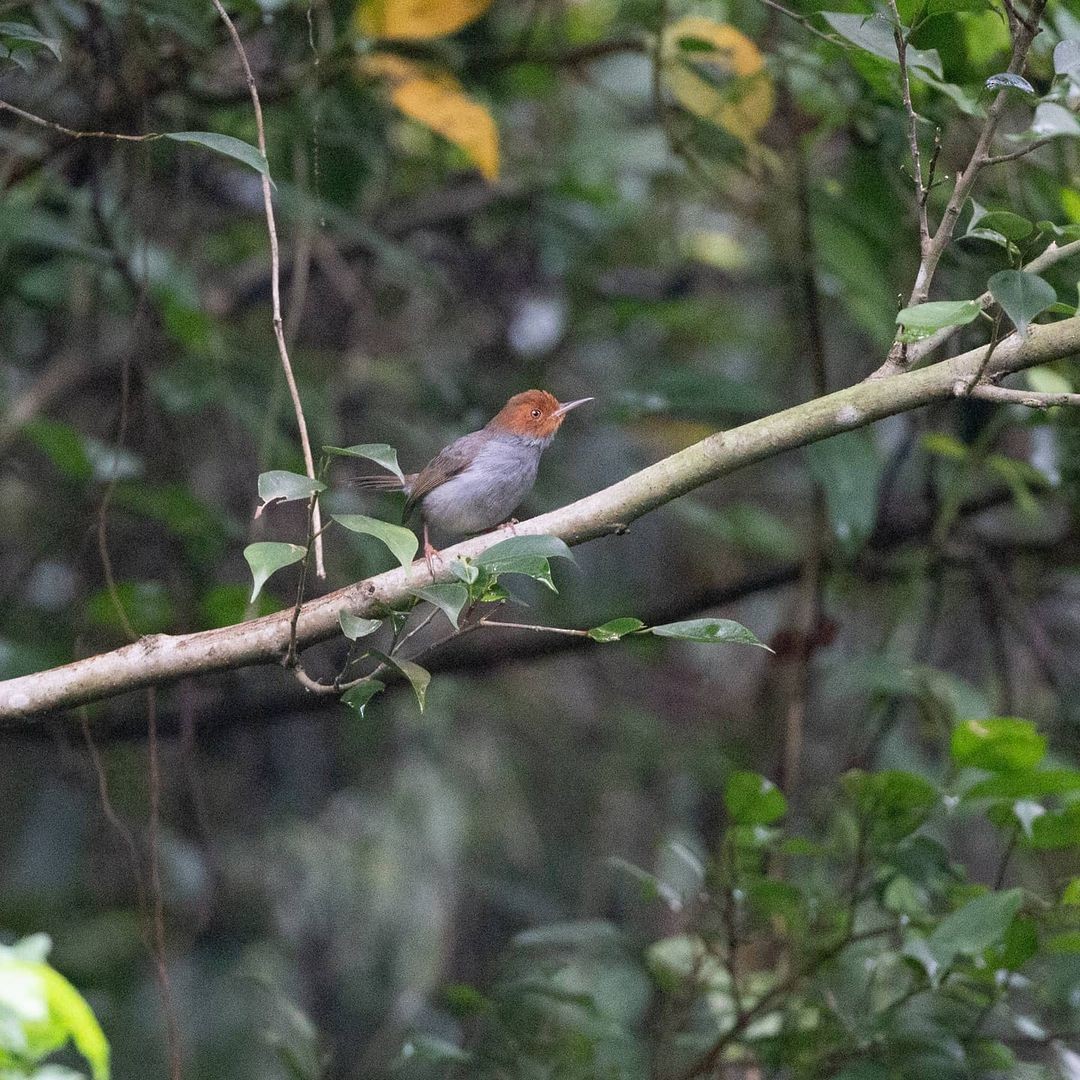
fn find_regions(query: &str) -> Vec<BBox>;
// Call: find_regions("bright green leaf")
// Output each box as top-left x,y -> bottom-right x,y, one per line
323,442 -> 405,485
411,583 -> 469,628
334,514 -> 418,568
338,610 -> 383,640
988,270 -> 1056,337
588,618 -> 647,642
895,299 -> 982,341
951,717 -> 1046,772
651,618 -> 772,649
164,131 -> 271,179
243,542 -> 306,602
725,771 -> 787,825
1062,878 -> 1080,905
257,470 -> 326,510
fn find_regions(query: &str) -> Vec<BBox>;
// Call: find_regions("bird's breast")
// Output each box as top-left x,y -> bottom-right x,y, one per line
420,436 -> 545,536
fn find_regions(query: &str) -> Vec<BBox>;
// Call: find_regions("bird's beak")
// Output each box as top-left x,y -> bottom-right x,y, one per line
552,397 -> 594,418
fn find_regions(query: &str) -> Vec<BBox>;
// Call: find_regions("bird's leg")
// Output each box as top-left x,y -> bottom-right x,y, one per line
497,517 -> 520,535
422,522 -> 443,577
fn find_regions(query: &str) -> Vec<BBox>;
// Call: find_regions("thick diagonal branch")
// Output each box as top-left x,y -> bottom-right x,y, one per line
4,314 -> 1080,721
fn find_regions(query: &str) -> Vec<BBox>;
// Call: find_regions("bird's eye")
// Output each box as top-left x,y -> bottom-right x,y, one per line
531,409 -> 542,419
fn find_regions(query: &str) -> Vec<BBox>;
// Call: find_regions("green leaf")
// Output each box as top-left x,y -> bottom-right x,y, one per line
334,514 -> 418,568
988,270 -> 1056,337
449,558 -> 479,584
0,947 -> 110,1080
411,583 -> 469,628
1062,878 -> 1080,905
243,542 -> 306,602
0,20 -> 62,59
338,610 -> 383,640
651,618 -> 772,649
372,651 -> 431,711
925,888 -> 1023,969
1026,366 -> 1073,396
477,534 -> 576,570
340,679 -> 385,717
968,210 -> 1033,242
164,131 -> 271,179
588,617 -> 647,643
725,771 -> 787,825
965,768 -> 1080,800
806,430 -> 883,558
821,12 -> 943,77
845,769 -> 938,843
895,299 -> 982,341
257,470 -> 326,510
323,442 -> 405,485
951,717 -> 1046,772
1028,803 -> 1080,849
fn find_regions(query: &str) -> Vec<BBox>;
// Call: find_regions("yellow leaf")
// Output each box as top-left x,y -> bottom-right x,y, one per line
661,16 -> 774,144
355,0 -> 493,40
359,53 -> 499,180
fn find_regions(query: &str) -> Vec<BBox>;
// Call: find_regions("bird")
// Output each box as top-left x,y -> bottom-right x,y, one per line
351,390 -> 593,571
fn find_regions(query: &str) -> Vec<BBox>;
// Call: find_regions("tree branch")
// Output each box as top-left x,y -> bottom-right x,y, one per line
4,315 -> 1080,720
961,382 -> 1080,408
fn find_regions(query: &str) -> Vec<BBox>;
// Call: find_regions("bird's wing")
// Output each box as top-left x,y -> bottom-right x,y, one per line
403,431 -> 482,519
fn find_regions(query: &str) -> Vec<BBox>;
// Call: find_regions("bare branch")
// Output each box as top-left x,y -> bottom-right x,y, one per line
0,99 -> 161,140
984,136 -> 1054,167
888,0 -> 929,252
208,0 -> 326,578
959,382 -> 1080,408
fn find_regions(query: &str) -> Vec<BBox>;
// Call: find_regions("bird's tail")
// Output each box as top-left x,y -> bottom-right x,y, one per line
338,474 -> 407,492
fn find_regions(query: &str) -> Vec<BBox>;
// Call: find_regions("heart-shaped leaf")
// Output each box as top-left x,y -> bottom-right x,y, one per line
334,514 -> 418,568
651,618 -> 772,649
988,270 -> 1056,337
164,131 -> 271,179
338,610 -> 383,640
323,443 -> 405,485
372,650 -> 431,711
243,542 -> 306,602
411,583 -> 469,628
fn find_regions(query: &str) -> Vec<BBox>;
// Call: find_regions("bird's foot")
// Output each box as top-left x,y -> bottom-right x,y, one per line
497,518 -> 520,535
423,538 -> 444,577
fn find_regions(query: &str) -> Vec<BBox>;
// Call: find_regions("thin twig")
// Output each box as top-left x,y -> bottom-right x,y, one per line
477,618 -> 592,637
962,311 -> 1005,393
888,0 -> 929,252
754,0 -> 839,44
209,0 -> 326,578
0,99 -> 162,140
984,136 -> 1054,166
958,382 -> 1080,408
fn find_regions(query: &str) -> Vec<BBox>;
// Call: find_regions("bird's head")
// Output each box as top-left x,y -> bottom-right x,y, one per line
487,390 -> 593,443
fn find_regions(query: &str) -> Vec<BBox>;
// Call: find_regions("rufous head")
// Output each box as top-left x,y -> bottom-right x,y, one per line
487,390 -> 593,441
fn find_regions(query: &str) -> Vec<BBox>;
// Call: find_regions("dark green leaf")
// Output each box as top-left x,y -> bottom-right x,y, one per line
845,769 -> 938,843
968,210 -> 1032,242
257,470 -> 325,510
821,12 -> 943,77
243,542 -> 306,602
477,534 -> 576,569
164,131 -> 271,179
895,299 -> 982,341
334,514 -> 418,568
338,610 -> 383,640
588,618 -> 647,642
651,618 -> 771,649
323,442 -> 405,485
806,430 -> 883,558
925,888 -> 1023,969
341,679 -> 385,717
725,771 -> 787,825
951,717 -> 1046,772
371,651 -> 431,711
411,583 -> 469,628
449,558 -> 479,584
988,270 -> 1055,336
